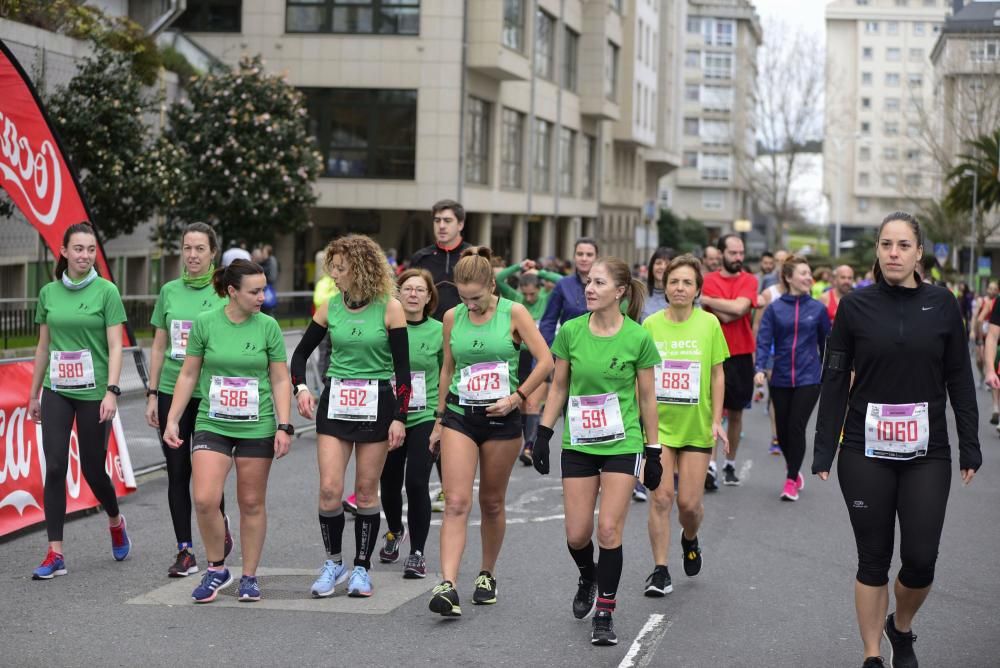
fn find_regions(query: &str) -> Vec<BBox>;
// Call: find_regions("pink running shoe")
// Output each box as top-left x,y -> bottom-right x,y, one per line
344,494 -> 358,515
780,478 -> 799,502
796,473 -> 805,492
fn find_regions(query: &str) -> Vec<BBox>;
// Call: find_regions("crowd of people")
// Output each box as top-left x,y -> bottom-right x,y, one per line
26,204 -> 983,666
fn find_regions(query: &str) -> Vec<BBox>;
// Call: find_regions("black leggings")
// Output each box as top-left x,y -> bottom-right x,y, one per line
837,448 -> 951,589
770,384 -> 820,481
379,420 -> 434,554
41,389 -> 119,542
157,393 -> 224,547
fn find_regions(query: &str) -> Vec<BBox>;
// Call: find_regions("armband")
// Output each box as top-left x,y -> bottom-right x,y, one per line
824,349 -> 851,372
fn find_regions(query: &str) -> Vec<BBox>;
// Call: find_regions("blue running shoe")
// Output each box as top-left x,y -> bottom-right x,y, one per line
32,549 -> 67,580
192,568 -> 233,603
347,565 -> 373,597
238,575 -> 261,602
110,514 -> 131,561
311,559 -> 349,598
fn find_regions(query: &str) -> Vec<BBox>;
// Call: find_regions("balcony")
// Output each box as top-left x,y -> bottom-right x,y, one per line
466,0 -> 531,81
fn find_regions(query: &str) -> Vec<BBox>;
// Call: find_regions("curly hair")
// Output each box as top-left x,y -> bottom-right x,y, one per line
324,234 -> 396,302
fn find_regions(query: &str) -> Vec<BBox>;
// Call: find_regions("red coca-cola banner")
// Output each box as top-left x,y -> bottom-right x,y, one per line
0,40 -> 114,280
0,360 -> 136,537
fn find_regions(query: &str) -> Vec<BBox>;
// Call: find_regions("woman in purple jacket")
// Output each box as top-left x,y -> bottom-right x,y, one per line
754,255 -> 831,501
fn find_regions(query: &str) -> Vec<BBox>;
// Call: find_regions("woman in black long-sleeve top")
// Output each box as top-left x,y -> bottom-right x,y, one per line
812,212 -> 981,668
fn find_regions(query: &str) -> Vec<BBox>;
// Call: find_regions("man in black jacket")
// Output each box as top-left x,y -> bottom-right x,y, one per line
409,199 -> 471,320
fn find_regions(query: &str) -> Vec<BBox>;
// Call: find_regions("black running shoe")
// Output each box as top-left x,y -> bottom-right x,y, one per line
168,550 -> 198,578
722,463 -> 741,486
862,658 -> 886,668
572,577 -> 597,620
643,565 -> 672,597
883,613 -> 918,668
991,412 -> 999,426
519,447 -> 533,466
591,610 -> 618,645
472,570 -> 497,605
705,466 -> 719,492
378,527 -> 406,564
681,530 -> 703,577
429,581 -> 462,617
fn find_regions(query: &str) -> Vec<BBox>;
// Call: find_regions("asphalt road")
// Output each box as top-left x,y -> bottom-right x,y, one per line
3,365 -> 999,667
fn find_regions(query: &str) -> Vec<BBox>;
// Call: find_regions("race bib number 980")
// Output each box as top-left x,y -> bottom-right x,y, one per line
50,350 -> 96,391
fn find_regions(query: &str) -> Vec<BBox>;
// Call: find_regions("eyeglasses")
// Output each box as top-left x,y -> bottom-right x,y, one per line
400,286 -> 429,294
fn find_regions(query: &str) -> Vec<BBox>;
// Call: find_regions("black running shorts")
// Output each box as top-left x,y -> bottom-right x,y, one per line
561,449 -> 642,479
317,379 -> 396,443
722,353 -> 755,411
440,393 -> 522,446
191,431 -> 274,459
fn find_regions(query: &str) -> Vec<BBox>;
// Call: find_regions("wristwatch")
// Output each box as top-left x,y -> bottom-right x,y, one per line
146,388 -> 158,398
277,423 -> 295,435
433,409 -> 445,419
293,383 -> 309,396
106,385 -> 122,396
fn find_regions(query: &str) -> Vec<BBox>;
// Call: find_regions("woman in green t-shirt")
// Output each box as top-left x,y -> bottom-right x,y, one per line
640,254 -> 730,598
28,222 -> 131,580
532,257 -> 663,647
163,260 -> 293,604
426,247 -> 552,618
146,223 -> 231,579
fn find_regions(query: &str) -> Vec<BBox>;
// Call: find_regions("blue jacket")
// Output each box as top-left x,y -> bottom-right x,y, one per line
539,273 -> 587,345
755,293 -> 831,387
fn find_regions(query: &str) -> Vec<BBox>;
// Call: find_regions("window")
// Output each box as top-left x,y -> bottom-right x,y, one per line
559,128 -> 575,195
701,85 -> 733,111
685,50 -> 700,67
907,123 -> 920,138
885,97 -> 900,111
905,148 -> 921,161
605,42 -> 619,101
884,121 -> 899,136
887,48 -> 901,61
923,0 -> 936,5
562,28 -> 579,91
884,147 -> 899,160
862,72 -> 873,86
533,119 -> 552,192
700,120 -> 730,144
908,73 -> 923,87
581,135 -> 595,198
465,97 -> 490,185
500,108 -> 524,188
699,153 -> 731,181
286,0 -> 419,34
887,21 -> 899,35
909,48 -> 924,62
913,22 -> 925,36
863,47 -> 874,60
703,51 -> 733,78
684,118 -> 699,136
685,84 -> 700,102
859,172 -> 870,186
705,19 -> 734,47
534,10 -> 555,79
702,190 -> 724,210
885,73 -> 900,87
175,0 -> 241,31
861,97 -> 872,110
883,174 -> 898,187
301,88 -> 417,179
857,0 -> 870,5
894,0 -> 908,5
859,146 -> 871,161
970,40 -> 1000,62
906,173 -> 921,187
503,0 -> 525,51
609,0 -> 622,12
858,197 -> 869,212
686,17 -> 701,34
861,121 -> 871,134
682,151 -> 698,167
865,21 -> 879,34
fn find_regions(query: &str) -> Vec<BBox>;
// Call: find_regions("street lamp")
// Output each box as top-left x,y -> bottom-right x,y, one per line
964,168 -> 979,293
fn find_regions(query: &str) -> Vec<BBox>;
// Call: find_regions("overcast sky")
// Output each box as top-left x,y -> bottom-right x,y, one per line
752,0 -> 829,39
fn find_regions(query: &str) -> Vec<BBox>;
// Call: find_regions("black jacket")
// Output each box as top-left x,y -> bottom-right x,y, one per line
812,280 -> 981,473
409,240 -> 471,321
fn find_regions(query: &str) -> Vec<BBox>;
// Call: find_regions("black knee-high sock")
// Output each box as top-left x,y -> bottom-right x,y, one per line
523,413 -> 540,447
597,545 -> 623,609
355,506 -> 381,569
568,541 -> 596,582
319,508 -> 345,562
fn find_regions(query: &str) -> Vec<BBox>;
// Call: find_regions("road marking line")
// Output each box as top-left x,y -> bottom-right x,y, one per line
739,458 -> 753,482
617,613 -> 670,668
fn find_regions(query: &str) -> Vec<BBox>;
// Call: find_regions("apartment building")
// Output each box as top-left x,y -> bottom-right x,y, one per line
660,0 -> 761,240
823,0 -> 951,245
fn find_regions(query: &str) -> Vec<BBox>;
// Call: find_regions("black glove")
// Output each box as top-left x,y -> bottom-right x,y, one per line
533,425 -> 554,475
643,445 -> 663,491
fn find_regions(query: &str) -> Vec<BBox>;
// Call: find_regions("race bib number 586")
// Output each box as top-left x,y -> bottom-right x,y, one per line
208,376 -> 260,422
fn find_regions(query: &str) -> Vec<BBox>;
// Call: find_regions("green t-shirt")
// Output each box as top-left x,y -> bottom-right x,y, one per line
405,317 -> 443,427
642,308 -> 730,448
186,306 -> 287,439
35,278 -> 127,401
150,278 -> 227,397
495,265 -> 563,321
551,314 -> 661,455
327,296 -> 393,381
447,298 -> 520,413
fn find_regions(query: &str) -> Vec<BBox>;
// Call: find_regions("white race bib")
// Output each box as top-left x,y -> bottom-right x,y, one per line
864,402 -> 929,460
656,360 -> 700,404
169,320 -> 193,360
567,393 -> 626,445
391,371 -> 427,412
50,350 -> 96,391
457,362 -> 510,406
208,376 -> 260,422
328,378 -> 379,422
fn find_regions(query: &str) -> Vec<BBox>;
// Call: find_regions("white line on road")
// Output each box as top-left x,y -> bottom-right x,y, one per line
617,613 -> 671,668
739,458 -> 753,482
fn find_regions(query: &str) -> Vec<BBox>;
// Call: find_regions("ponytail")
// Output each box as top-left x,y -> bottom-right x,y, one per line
455,246 -> 495,287
212,258 -> 264,297
625,278 -> 646,322
54,222 -> 97,279
873,211 -> 923,284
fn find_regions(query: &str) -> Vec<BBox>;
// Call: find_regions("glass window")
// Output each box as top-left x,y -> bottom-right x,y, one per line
883,174 -> 898,187
534,9 -> 555,79
885,97 -> 900,111
913,22 -> 925,36
699,153 -> 731,181
908,73 -> 923,87
700,120 -> 730,144
884,121 -> 899,136
563,28 -> 579,91
703,51 -> 733,78
501,108 -> 524,189
686,17 -> 701,34
863,47 -> 873,60
685,84 -> 700,102
685,50 -> 700,67
862,72 -> 873,86
503,0 -> 524,51
684,118 -> 699,136
533,119 -> 552,192
858,197 -> 870,212
909,48 -> 924,61
465,97 -> 491,185
861,97 -> 871,110
905,148 -> 921,161
701,84 -> 733,111
865,21 -> 879,34
605,42 -> 619,101
702,190 -> 724,210
859,146 -> 871,161
861,121 -> 871,134
706,19 -> 734,47
885,73 -> 900,87
970,40 -> 1000,62
859,172 -> 870,186
286,0 -> 420,35
884,147 -> 899,160
559,128 -> 575,195
581,134 -> 595,198
907,122 -> 920,138
301,88 -> 418,179
175,0 -> 242,32
887,21 -> 899,35
887,48 -> 901,61
682,151 -> 698,167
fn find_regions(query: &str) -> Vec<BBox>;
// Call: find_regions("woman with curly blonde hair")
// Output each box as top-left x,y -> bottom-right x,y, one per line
290,234 -> 411,599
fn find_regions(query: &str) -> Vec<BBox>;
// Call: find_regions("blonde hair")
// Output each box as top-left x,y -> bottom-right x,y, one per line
454,246 -> 495,288
325,234 -> 396,302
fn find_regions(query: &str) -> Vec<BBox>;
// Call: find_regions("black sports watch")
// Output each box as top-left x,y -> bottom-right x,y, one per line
277,423 -> 295,435
106,385 -> 122,396
146,388 -> 158,398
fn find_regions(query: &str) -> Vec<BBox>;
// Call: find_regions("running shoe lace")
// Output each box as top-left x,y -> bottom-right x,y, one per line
432,582 -> 453,595
40,551 -> 59,567
475,574 -> 494,591
594,613 -> 613,632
